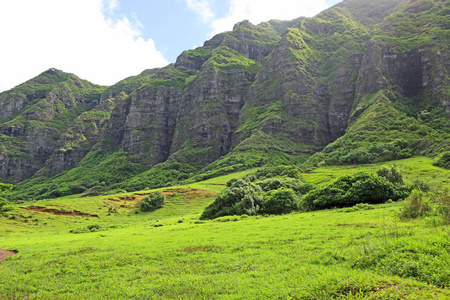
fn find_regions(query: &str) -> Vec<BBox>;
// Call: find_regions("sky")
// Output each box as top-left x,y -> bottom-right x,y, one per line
0,0 -> 342,93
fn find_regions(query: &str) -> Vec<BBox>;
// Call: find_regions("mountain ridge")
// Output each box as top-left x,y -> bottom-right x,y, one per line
1,0 -> 449,200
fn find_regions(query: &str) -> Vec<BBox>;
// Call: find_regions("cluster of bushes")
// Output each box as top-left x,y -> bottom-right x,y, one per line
140,192 -> 166,212
200,175 -> 313,219
200,180 -> 265,219
301,171 -> 408,211
201,166 -> 412,219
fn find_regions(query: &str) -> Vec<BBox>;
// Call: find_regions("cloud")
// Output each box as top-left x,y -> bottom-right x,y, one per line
183,0 -> 215,23
210,0 -> 329,37
0,0 -> 168,92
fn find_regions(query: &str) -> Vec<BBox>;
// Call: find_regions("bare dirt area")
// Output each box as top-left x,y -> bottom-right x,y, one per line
20,206 -> 99,218
0,249 -> 17,263
106,193 -> 151,203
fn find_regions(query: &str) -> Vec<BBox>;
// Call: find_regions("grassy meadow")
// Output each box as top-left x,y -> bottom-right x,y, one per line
0,157 -> 449,299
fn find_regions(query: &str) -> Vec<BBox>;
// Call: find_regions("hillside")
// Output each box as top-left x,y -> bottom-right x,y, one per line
0,0 -> 449,201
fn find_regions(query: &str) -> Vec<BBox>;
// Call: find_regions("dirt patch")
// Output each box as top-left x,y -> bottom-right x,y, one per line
106,193 -> 151,203
105,189 -> 215,208
0,249 -> 18,263
20,206 -> 99,218
118,195 -> 137,201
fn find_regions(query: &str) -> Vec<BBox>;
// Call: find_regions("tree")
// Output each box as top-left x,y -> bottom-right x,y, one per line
301,172 -> 408,211
140,192 -> 166,212
200,179 -> 264,220
376,165 -> 404,184
263,188 -> 297,214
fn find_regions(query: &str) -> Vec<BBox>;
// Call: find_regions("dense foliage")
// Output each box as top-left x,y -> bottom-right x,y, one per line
433,151 -> 450,169
140,192 -> 166,212
0,183 -> 12,214
200,180 -> 264,219
262,188 -> 298,214
200,170 -> 314,219
301,170 -> 409,211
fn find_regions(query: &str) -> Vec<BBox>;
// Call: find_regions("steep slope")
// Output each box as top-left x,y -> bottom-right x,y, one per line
2,0 -> 450,201
0,69 -> 105,183
231,0 -> 405,161
101,65 -> 195,167
308,0 -> 450,166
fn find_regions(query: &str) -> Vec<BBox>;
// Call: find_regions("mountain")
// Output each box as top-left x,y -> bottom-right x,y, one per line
1,0 -> 449,200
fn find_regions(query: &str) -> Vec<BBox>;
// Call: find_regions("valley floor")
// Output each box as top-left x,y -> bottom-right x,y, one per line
0,158 -> 449,299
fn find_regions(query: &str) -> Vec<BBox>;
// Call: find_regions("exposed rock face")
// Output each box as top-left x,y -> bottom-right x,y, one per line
114,85 -> 182,166
42,96 -> 121,176
170,60 -> 257,166
1,0 -> 449,189
234,27 -> 332,149
0,69 -> 104,182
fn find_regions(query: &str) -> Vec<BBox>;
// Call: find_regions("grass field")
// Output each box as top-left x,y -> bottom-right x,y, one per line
0,157 -> 449,299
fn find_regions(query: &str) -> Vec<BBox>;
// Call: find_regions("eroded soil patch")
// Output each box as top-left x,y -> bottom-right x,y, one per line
20,206 -> 99,218
0,249 -> 18,263
106,193 -> 150,203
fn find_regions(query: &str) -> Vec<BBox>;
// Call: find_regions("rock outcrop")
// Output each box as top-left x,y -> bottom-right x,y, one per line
1,0 -> 449,196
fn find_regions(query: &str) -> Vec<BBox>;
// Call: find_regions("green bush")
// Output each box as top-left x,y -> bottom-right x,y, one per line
434,188 -> 450,224
410,180 -> 431,192
255,177 -> 312,195
376,165 -> 404,184
301,172 -> 408,211
399,190 -> 432,219
263,188 -> 297,214
140,192 -> 166,212
200,180 -> 264,220
433,151 -> 450,169
0,184 -> 12,215
257,178 -> 283,191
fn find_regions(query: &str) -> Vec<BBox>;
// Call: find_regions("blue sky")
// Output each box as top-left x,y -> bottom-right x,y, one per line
108,0 -> 343,62
0,0 -> 343,92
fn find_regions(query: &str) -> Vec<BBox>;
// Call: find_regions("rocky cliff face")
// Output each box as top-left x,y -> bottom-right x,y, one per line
1,0 -> 449,194
0,69 -> 105,182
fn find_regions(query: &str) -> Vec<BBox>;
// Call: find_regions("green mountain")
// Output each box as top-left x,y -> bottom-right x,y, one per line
1,0 -> 449,200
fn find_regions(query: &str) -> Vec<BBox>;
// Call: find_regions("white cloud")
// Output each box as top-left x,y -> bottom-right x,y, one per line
0,0 -> 168,92
183,0 -> 215,23
210,0 -> 329,37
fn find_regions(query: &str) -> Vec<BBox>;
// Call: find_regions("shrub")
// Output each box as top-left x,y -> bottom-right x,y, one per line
376,165 -> 404,184
410,180 -> 431,192
434,188 -> 450,224
200,180 -> 264,219
0,183 -> 13,215
433,151 -> 450,169
301,172 -> 408,211
399,190 -> 432,219
257,178 -> 283,191
226,178 -> 239,187
140,192 -> 166,212
263,188 -> 297,214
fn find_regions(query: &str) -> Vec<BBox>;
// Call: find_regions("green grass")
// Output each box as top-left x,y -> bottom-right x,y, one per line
302,156 -> 450,186
0,158 -> 449,299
